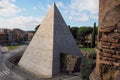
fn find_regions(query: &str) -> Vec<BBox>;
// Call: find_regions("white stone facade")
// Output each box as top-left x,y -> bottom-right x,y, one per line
19,3 -> 84,78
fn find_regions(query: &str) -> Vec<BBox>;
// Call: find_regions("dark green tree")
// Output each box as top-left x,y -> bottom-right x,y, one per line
77,27 -> 93,47
70,27 -> 78,39
91,22 -> 96,48
77,27 -> 93,38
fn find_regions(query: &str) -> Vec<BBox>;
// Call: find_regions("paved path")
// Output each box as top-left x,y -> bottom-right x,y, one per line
0,69 -> 10,77
0,45 -> 27,80
62,76 -> 82,80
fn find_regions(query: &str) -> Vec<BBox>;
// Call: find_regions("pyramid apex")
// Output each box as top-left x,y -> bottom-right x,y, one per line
52,2 -> 57,8
53,2 -> 55,5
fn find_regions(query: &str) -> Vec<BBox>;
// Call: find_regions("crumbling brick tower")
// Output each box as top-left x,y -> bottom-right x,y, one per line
90,0 -> 120,80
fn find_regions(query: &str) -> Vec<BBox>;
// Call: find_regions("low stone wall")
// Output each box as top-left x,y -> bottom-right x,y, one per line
60,53 -> 81,74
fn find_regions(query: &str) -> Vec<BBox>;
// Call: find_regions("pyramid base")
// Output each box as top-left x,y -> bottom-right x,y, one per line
18,63 -> 53,78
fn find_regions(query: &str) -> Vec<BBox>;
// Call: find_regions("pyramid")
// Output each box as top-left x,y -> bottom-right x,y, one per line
19,3 -> 84,78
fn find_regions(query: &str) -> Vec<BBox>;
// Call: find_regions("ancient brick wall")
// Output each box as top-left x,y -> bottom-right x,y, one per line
90,0 -> 120,80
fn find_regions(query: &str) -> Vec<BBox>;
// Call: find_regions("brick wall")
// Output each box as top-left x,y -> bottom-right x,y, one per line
90,0 -> 120,80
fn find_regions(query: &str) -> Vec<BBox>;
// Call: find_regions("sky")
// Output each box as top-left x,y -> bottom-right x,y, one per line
0,0 -> 99,31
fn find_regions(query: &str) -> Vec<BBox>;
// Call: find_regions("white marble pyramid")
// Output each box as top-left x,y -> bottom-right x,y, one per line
19,3 -> 84,78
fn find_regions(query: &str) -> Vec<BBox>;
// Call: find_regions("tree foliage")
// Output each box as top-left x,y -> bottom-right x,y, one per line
91,22 -> 96,48
77,27 -> 93,47
80,59 -> 96,80
77,27 -> 93,38
70,25 -> 98,47
70,27 -> 78,39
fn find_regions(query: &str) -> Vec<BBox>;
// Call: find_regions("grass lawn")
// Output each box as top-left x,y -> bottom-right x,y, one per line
80,48 -> 96,53
6,45 -> 21,50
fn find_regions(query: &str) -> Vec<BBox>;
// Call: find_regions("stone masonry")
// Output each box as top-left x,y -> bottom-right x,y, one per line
19,3 -> 84,78
60,53 -> 81,74
90,0 -> 120,80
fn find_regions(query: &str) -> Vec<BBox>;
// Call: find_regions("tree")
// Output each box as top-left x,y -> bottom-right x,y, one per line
91,22 -> 96,48
77,27 -> 93,47
77,27 -> 93,37
70,27 -> 78,39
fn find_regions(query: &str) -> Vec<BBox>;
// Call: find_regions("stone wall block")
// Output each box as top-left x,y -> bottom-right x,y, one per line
101,42 -> 111,46
100,43 -> 110,49
103,49 -> 115,54
100,34 -> 108,42
102,52 -> 112,57
99,61 -> 112,66
116,51 -> 120,55
111,43 -> 120,49
112,55 -> 120,60
109,33 -> 120,39
109,38 -> 119,43
99,27 -> 116,32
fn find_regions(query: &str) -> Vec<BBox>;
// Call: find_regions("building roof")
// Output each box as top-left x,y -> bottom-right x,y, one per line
0,32 -> 6,35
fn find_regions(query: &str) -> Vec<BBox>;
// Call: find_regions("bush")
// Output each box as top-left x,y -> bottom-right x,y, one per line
88,53 -> 96,60
80,59 -> 96,80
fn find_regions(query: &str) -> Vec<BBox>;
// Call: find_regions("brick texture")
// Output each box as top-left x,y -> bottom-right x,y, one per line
90,0 -> 120,80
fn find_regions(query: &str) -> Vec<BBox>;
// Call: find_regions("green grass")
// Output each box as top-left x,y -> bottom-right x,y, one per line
80,48 -> 96,53
6,45 -> 20,50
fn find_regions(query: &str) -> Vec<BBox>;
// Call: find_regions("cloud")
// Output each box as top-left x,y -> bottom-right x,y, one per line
40,0 -> 99,22
9,0 -> 16,2
69,14 -> 89,22
0,16 -> 43,30
0,0 -> 99,30
32,6 -> 37,10
70,0 -> 99,14
62,0 -> 99,22
0,0 -> 21,16
56,1 -> 64,8
90,15 -> 98,20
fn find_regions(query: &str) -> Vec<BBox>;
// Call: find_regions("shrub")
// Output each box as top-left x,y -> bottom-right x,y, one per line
80,59 -> 96,80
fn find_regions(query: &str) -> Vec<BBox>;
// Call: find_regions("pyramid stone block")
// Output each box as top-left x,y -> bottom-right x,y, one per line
19,3 -> 84,78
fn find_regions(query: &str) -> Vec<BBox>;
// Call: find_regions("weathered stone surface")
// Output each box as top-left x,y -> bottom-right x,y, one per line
102,57 -> 116,62
100,34 -> 119,43
101,42 -> 111,46
18,3 -> 84,78
116,51 -> 120,55
108,38 -> 119,43
100,35 -> 108,42
60,53 -> 81,74
99,61 -> 113,66
112,55 -> 120,60
99,64 -> 120,80
103,49 -> 115,54
99,27 -> 116,32
90,0 -> 120,80
100,52 -> 112,57
109,33 -> 120,39
111,43 -> 120,49
98,42 -> 110,49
